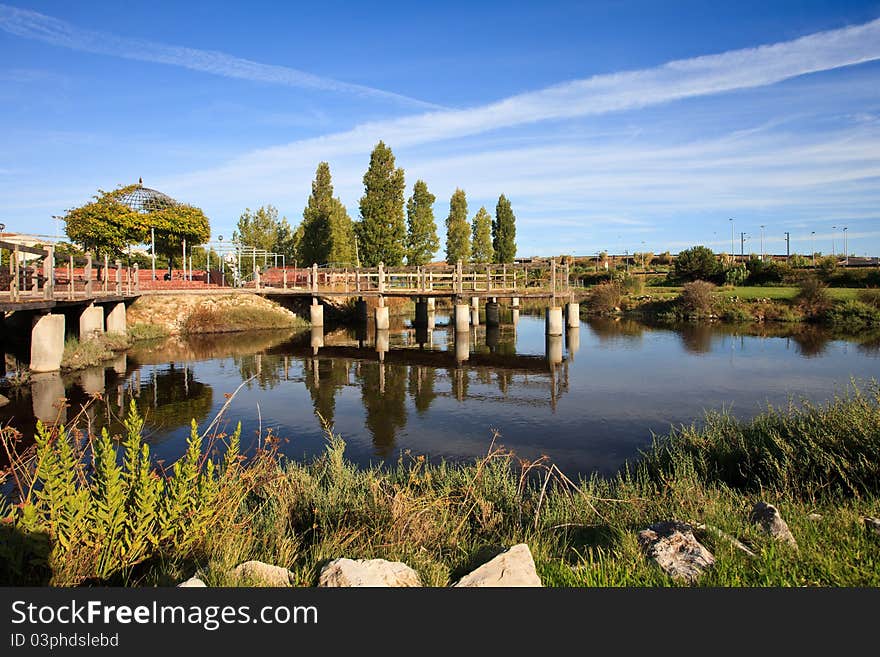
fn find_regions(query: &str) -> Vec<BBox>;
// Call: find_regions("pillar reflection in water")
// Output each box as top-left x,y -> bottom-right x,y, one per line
31,371 -> 66,425
79,366 -> 105,396
546,334 -> 563,367
486,325 -> 500,352
454,329 -> 470,363
112,353 -> 127,376
310,326 -> 324,355
512,308 -> 519,328
376,328 -> 389,362
566,326 -> 580,360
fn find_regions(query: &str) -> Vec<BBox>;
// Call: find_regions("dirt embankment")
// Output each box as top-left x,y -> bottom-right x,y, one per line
128,293 -> 307,335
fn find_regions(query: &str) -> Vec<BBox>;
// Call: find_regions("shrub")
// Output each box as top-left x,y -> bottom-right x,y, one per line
673,246 -> 721,282
724,264 -> 748,286
744,257 -> 788,285
795,276 -> 831,319
822,300 -> 880,327
857,289 -> 880,308
615,273 -> 644,295
588,281 -> 622,314
678,280 -> 716,316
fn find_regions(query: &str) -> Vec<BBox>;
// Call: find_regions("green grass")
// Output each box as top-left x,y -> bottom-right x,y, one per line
128,323 -> 169,342
3,386 -> 879,587
648,285 -> 858,301
60,332 -> 131,370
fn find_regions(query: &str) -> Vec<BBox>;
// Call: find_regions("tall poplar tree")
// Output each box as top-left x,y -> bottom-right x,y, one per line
445,188 -> 470,265
405,180 -> 439,266
492,194 -> 517,263
356,141 -> 406,266
299,162 -> 356,266
471,206 -> 494,263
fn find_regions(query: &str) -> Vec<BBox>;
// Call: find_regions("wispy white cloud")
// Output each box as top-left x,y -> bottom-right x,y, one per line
166,16 -> 880,194
0,4 -> 438,109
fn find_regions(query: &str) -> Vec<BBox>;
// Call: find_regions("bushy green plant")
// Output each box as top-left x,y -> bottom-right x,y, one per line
857,289 -> 880,308
673,246 -> 721,282
795,276 -> 831,319
822,300 -> 880,327
588,281 -> 622,313
724,264 -> 748,286
7,401 -> 244,584
678,280 -> 716,316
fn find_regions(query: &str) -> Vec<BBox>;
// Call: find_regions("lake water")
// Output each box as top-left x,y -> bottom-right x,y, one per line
2,311 -> 878,477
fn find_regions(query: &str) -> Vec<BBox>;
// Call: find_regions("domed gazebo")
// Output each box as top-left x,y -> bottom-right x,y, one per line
115,178 -> 179,213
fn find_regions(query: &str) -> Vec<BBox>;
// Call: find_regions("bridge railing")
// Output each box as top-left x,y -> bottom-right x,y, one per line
3,242 -> 140,302
255,259 -> 572,296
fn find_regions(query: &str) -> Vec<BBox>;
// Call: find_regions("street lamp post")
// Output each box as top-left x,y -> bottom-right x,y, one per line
832,226 -> 836,260
811,231 -> 816,267
151,227 -> 156,280
218,235 -> 224,286
729,218 -> 735,263
740,232 -> 747,259
843,227 -> 848,266
760,225 -> 765,261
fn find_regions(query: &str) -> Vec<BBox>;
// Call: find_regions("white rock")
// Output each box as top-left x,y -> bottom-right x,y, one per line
453,544 -> 542,587
638,521 -> 715,583
751,502 -> 798,550
230,560 -> 293,587
318,558 -> 422,587
864,517 -> 880,537
177,576 -> 206,587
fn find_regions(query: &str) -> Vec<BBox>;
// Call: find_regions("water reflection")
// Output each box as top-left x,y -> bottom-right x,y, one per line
2,313 -> 878,476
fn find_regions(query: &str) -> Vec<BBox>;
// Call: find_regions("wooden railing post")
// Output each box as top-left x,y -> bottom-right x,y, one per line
115,259 -> 122,294
103,255 -> 109,292
43,245 -> 55,300
133,263 -> 139,293
311,263 -> 318,295
486,264 -> 491,292
356,268 -> 361,292
551,258 -> 557,299
378,262 -> 385,294
10,244 -> 19,302
85,252 -> 93,296
255,266 -> 261,291
564,261 -> 570,293
283,268 -> 288,289
456,260 -> 463,295
68,256 -> 74,300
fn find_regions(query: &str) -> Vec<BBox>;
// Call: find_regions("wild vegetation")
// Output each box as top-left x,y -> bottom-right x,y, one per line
2,386 -> 878,586
61,333 -> 131,371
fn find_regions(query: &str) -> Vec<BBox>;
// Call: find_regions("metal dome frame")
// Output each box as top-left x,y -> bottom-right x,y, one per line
115,181 -> 179,214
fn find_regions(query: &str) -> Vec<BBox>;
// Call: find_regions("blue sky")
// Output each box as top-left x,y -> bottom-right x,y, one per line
2,0 -> 880,257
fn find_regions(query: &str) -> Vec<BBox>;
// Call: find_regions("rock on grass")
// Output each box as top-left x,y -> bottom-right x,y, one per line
318,558 -> 422,587
229,560 -> 294,587
453,544 -> 542,587
751,502 -> 798,550
638,521 -> 715,583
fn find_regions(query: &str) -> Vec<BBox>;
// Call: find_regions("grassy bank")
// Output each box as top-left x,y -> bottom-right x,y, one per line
61,333 -> 131,371
2,386 -> 878,586
127,293 -> 308,335
583,279 -> 880,329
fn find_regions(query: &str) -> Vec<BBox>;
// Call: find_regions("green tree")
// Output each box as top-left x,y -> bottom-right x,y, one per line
445,188 -> 470,264
471,206 -> 494,263
233,205 -> 302,275
492,194 -> 517,263
356,141 -> 406,266
64,184 -> 209,266
405,180 -> 439,266
673,245 -> 721,282
299,162 -> 357,266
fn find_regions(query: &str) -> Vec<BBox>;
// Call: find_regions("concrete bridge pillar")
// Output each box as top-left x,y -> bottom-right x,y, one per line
30,313 -> 65,373
426,310 -> 436,330
310,298 -> 324,327
375,304 -> 390,330
79,304 -> 104,339
566,302 -> 580,328
485,300 -> 500,327
106,302 -> 127,334
355,298 -> 368,323
414,298 -> 429,327
511,296 -> 520,308
470,296 -> 479,310
454,304 -> 470,332
545,306 -> 563,336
